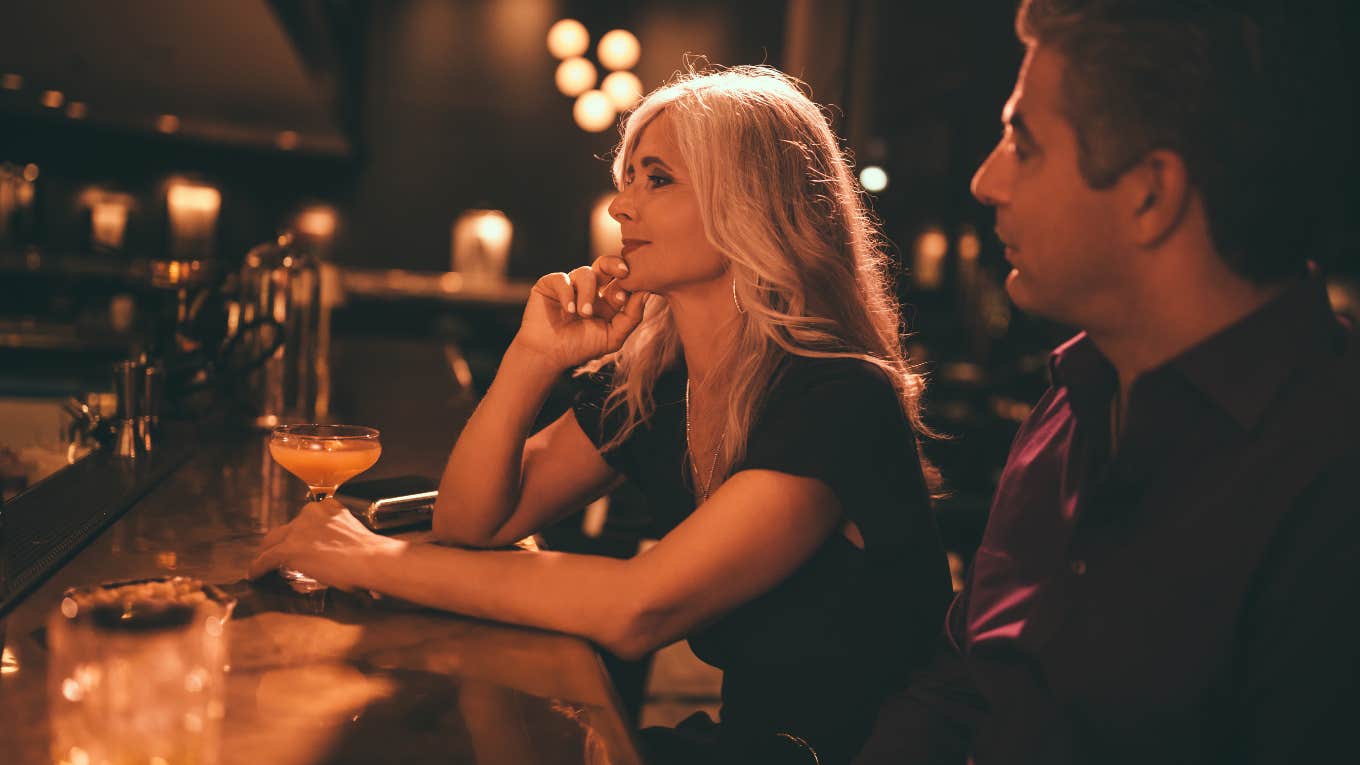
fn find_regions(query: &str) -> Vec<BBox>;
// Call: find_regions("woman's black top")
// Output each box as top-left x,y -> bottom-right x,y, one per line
573,355 -> 952,763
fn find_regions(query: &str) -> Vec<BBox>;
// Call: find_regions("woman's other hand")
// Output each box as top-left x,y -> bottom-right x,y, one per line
513,256 -> 646,371
248,498 -> 400,591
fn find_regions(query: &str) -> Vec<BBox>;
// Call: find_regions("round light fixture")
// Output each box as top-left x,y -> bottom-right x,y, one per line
547,19 -> 589,59
859,165 -> 888,193
597,29 -> 640,71
555,57 -> 597,97
573,90 -> 616,133
601,71 -> 643,110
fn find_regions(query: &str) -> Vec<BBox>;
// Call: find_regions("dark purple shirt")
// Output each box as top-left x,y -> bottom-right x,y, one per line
856,277 -> 1360,764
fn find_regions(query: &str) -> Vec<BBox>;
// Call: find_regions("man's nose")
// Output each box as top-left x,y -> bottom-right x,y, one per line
971,144 -> 1009,207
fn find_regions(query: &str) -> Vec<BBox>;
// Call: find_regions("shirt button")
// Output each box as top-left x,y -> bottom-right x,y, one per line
1069,559 -> 1088,576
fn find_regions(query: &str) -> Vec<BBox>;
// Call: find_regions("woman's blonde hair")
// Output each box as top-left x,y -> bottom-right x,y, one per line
582,64 -> 934,489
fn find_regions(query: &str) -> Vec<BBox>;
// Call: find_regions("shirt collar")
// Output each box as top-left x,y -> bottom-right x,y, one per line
1046,276 -> 1341,433
1170,276 -> 1340,432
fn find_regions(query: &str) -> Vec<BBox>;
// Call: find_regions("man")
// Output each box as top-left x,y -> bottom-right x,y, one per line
856,1 -> 1358,762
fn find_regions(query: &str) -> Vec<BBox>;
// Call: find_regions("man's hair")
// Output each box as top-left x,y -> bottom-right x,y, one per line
1016,0 -> 1346,282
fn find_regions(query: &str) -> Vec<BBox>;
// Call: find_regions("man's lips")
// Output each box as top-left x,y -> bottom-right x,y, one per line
620,239 -> 649,257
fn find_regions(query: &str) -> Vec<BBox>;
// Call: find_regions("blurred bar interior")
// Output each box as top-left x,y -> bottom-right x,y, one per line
3,0 -> 1359,568
0,0 -> 1357,748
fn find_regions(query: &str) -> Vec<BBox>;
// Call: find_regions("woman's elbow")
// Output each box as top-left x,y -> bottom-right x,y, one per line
598,603 -> 673,662
430,503 -> 499,548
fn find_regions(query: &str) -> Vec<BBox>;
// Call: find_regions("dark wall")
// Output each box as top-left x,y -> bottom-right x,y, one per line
339,0 -> 787,278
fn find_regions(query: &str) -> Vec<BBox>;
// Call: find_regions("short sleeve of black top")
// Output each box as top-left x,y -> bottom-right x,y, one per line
573,356 -> 952,761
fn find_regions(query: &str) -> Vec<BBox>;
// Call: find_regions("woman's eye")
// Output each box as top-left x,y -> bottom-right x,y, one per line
646,174 -> 672,188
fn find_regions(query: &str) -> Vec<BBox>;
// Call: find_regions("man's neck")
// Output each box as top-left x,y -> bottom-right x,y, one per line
1088,270 -> 1286,413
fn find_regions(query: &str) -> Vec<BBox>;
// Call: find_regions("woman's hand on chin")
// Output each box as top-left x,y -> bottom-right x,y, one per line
513,257 -> 647,370
248,498 -> 400,591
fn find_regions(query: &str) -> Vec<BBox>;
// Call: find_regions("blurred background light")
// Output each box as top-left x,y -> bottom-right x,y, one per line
64,101 -> 87,119
276,131 -> 300,151
597,29 -> 641,71
573,89 -> 616,132
914,226 -> 949,289
296,205 -> 338,240
546,18 -> 589,59
1,73 -> 22,91
859,165 -> 888,193
601,71 -> 643,110
590,193 -> 621,262
40,90 -> 63,109
957,226 -> 981,261
555,56 -> 597,97
156,114 -> 180,134
22,163 -> 39,182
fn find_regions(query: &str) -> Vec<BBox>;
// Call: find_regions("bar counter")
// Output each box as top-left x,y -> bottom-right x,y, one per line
0,429 -> 643,765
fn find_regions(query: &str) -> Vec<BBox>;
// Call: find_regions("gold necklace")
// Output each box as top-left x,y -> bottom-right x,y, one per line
685,379 -> 726,502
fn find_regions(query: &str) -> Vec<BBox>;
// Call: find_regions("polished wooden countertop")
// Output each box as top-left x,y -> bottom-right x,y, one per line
0,431 -> 643,765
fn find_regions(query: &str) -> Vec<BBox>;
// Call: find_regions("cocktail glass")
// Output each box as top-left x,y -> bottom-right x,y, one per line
268,424 -> 381,591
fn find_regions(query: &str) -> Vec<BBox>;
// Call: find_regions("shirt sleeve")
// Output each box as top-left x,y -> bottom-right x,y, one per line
738,359 -> 925,522
569,366 -> 639,477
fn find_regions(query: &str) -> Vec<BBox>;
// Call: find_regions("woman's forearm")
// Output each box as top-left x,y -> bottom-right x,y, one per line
361,538 -> 650,657
432,343 -> 561,544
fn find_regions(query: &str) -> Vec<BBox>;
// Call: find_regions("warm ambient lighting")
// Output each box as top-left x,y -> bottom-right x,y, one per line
296,205 -> 338,239
590,192 -> 621,262
166,181 -> 222,259
1,73 -> 23,91
602,71 -> 643,110
276,131 -> 300,151
40,90 -> 64,109
597,29 -> 641,71
914,226 -> 949,290
65,101 -> 87,119
555,57 -> 597,97
859,165 -> 888,193
958,226 -> 981,261
573,90 -> 616,133
451,210 -> 513,281
157,114 -> 180,134
546,18 -> 590,59
81,189 -> 135,250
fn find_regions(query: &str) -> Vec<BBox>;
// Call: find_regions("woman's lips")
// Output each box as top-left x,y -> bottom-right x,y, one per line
620,239 -> 649,257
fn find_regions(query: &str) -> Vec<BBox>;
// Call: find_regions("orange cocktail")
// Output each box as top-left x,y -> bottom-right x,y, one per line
268,424 -> 381,592
269,437 -> 382,495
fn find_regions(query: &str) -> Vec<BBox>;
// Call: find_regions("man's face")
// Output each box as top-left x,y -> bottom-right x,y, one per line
972,46 -> 1130,327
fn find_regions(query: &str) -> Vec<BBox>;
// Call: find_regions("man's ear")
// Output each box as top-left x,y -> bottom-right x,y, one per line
1123,149 -> 1192,247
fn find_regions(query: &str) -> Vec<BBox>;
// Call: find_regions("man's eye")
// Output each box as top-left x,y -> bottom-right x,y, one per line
1009,140 -> 1030,162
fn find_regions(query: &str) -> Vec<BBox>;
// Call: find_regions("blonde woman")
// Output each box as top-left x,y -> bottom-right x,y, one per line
252,66 -> 951,764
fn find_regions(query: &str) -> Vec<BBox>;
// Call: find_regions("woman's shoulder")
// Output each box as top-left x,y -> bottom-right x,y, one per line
771,355 -> 899,400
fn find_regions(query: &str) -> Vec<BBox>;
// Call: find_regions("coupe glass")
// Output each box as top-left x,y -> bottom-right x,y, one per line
268,424 -> 381,591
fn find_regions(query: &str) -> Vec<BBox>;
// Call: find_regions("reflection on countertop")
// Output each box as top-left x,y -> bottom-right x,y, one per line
0,432 -> 641,765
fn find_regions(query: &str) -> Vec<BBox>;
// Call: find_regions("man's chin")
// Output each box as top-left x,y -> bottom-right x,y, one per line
1004,270 -> 1045,317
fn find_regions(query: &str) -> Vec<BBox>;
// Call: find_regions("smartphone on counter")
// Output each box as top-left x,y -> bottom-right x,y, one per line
335,475 -> 438,533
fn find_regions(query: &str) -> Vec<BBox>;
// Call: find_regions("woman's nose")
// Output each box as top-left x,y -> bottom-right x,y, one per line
608,189 -> 634,222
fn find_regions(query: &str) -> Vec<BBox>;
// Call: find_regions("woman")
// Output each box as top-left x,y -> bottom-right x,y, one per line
252,66 -> 952,764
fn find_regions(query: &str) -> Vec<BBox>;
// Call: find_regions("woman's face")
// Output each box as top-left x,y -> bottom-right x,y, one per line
608,112 -> 726,294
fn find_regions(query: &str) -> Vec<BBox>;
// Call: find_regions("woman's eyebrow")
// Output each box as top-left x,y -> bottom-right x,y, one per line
639,155 -> 674,172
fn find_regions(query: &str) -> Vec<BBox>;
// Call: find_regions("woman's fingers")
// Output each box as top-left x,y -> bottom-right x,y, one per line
567,266 -> 598,317
591,256 -> 631,317
247,545 -> 286,580
258,522 -> 292,550
533,272 -> 577,315
608,291 -> 649,341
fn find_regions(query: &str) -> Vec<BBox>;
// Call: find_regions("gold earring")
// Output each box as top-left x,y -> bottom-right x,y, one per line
732,277 -> 746,314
